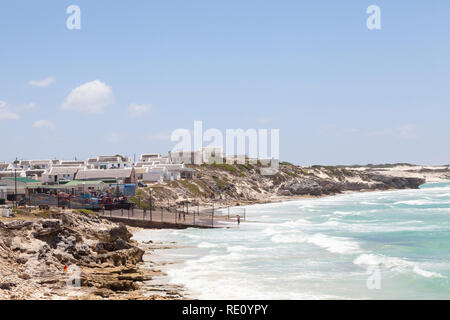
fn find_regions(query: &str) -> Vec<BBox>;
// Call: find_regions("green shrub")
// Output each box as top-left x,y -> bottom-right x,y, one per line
74,209 -> 96,216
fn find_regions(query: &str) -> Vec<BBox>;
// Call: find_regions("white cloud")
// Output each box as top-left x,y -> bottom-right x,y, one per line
29,77 -> 56,88
369,124 -> 418,139
0,101 -> 20,120
128,103 -> 152,117
25,103 -> 37,110
32,120 -> 55,129
61,80 -> 114,114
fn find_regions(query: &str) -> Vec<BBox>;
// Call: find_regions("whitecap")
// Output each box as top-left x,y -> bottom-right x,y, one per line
353,254 -> 445,279
306,233 -> 361,254
198,242 -> 219,248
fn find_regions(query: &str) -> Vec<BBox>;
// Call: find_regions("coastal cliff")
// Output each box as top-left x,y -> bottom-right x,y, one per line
137,163 -> 428,207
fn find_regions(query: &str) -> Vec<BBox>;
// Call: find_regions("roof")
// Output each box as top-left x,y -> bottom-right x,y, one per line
29,160 -> 52,165
47,167 -> 81,175
64,180 -> 106,186
0,171 -> 17,178
133,167 -> 148,174
5,177 -> 40,183
98,156 -> 122,162
75,168 -> 134,180
60,161 -> 85,165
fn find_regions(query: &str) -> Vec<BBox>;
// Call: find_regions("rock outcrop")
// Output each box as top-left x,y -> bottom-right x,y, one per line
0,210 -> 174,300
138,162 -> 427,207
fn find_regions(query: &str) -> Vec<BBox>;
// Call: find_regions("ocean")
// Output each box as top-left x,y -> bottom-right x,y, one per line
133,182 -> 450,299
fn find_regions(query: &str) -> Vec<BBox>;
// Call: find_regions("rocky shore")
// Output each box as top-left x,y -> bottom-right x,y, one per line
134,163 -> 431,209
0,209 -> 183,300
1,163 -> 446,300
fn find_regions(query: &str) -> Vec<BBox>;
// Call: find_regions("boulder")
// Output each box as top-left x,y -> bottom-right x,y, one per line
108,225 -> 132,242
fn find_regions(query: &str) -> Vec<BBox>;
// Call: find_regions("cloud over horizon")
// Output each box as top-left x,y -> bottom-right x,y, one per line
128,103 -> 152,118
61,80 -> 114,114
32,119 -> 55,129
29,77 -> 56,88
0,100 -> 21,120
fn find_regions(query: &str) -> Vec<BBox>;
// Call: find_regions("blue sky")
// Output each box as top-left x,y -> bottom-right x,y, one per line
0,1 -> 449,165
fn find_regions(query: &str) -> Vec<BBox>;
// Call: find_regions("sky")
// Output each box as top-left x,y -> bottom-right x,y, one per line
0,1 -> 449,166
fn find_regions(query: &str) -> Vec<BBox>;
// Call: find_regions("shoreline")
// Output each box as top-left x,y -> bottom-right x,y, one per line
132,179 -> 450,299
2,175 -> 446,299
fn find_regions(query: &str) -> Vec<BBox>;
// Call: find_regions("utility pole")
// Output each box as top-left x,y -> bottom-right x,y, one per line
149,188 -> 153,221
14,161 -> 17,209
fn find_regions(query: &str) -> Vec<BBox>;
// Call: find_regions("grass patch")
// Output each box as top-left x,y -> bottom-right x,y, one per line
283,170 -> 298,178
74,209 -> 96,216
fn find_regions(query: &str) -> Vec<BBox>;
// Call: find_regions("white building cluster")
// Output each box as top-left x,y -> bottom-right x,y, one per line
0,151 -> 201,185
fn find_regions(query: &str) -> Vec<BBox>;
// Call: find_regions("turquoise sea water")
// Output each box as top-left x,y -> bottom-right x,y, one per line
134,182 -> 450,299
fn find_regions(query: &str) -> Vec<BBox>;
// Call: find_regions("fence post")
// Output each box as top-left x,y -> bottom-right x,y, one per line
128,208 -> 130,220
149,198 -> 152,222
212,205 -> 214,228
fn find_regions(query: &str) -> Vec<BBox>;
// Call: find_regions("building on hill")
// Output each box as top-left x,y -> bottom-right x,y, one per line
169,147 -> 223,165
28,160 -> 53,170
42,167 -> 81,184
74,168 -> 136,184
25,169 -> 46,181
87,155 -> 132,169
59,160 -> 86,167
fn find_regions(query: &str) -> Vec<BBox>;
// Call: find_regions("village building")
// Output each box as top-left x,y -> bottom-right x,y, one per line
0,170 -> 25,179
0,177 -> 40,200
58,160 -> 86,167
0,185 -> 7,202
87,155 -> 132,169
74,168 -> 136,184
28,160 -> 53,170
169,147 -> 223,165
140,153 -> 161,162
24,169 -> 46,181
42,167 -> 81,184
0,163 -> 9,171
141,167 -> 166,183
